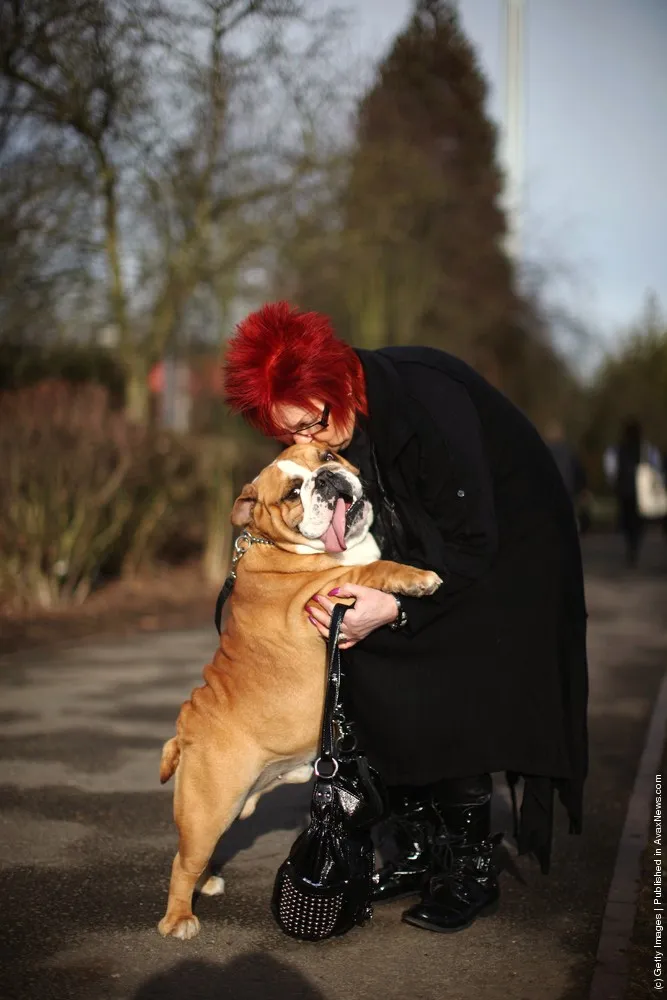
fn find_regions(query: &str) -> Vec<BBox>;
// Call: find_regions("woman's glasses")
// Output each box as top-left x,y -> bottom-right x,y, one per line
276,404 -> 330,439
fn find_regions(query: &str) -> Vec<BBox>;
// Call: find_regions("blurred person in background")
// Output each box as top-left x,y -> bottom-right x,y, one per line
543,419 -> 589,532
603,418 -> 664,567
223,302 -> 588,935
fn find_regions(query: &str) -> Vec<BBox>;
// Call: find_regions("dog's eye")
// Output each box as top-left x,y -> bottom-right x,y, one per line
321,451 -> 336,463
283,486 -> 301,502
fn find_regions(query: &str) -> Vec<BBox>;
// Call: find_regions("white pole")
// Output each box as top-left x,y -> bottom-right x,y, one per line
503,0 -> 524,263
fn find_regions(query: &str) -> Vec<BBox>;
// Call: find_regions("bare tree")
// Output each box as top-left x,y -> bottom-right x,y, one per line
0,0 -> 345,419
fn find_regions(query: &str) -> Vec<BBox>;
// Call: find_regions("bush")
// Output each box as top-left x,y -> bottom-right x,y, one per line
0,342 -> 125,402
0,378 -> 279,609
0,380 -> 137,607
0,380 -> 229,606
115,430 -> 201,579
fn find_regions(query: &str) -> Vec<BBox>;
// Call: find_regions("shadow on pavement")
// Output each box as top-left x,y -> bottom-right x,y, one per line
2,531 -> 666,1000
132,954 -> 326,1000
209,781 -> 311,867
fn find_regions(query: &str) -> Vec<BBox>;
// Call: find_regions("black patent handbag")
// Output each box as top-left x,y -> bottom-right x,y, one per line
271,604 -> 387,941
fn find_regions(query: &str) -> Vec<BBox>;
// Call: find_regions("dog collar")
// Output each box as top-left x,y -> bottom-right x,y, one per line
214,530 -> 275,634
232,530 -> 275,570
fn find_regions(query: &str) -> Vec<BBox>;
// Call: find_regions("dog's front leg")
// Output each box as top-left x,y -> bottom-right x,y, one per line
350,561 -> 443,598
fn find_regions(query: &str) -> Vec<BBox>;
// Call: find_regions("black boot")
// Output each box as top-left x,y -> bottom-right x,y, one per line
402,776 -> 500,933
371,786 -> 438,903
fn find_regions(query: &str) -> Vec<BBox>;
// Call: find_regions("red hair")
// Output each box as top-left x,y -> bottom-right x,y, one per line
223,301 -> 367,435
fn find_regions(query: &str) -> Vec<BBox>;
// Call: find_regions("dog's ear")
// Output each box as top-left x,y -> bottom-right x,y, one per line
231,483 -> 258,527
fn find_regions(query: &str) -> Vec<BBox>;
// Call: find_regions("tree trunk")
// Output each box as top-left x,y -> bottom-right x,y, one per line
94,145 -> 130,345
125,355 -> 151,425
93,144 -> 153,424
201,438 -> 239,586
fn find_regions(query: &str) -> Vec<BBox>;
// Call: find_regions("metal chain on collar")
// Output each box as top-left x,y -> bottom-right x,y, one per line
214,529 -> 275,635
228,529 -> 275,581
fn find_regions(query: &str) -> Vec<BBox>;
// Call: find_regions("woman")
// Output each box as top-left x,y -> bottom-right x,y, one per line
605,419 -> 662,567
223,301 -> 588,934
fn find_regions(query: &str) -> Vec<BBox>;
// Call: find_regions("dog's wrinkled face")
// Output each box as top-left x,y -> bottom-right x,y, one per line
232,444 -> 373,554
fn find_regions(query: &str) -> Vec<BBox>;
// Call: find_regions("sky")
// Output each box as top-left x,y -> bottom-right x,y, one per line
328,0 -> 667,353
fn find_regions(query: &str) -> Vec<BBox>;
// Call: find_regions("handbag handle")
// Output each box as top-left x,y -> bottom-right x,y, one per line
313,602 -> 348,778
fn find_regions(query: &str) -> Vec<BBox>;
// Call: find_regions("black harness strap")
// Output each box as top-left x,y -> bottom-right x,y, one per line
214,530 -> 274,634
214,574 -> 235,634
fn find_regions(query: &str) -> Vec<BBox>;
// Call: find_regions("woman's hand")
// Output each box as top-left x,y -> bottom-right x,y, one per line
305,584 -> 399,649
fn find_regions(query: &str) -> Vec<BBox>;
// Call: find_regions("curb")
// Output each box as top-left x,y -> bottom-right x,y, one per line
589,669 -> 667,999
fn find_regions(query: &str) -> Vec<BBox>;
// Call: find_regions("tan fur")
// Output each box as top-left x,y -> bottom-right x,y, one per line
158,443 -> 442,940
159,737 -> 181,784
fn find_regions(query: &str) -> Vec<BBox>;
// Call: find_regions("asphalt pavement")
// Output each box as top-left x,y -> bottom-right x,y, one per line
1,531 -> 666,1000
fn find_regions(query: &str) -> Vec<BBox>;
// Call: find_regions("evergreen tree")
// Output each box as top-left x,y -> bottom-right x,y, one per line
341,0 -> 517,370
585,293 -> 667,470
277,0 -> 580,419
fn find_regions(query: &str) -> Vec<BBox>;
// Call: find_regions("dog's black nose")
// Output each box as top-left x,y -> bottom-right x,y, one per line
314,467 -> 350,502
315,467 -> 338,486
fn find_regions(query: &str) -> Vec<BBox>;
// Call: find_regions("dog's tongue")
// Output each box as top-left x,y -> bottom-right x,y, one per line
320,497 -> 347,553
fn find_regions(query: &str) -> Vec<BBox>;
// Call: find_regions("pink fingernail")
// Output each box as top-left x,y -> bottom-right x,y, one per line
328,588 -> 340,596
311,596 -> 320,604
308,616 -> 317,625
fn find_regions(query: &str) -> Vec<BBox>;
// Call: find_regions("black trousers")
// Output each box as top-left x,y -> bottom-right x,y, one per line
618,497 -> 644,565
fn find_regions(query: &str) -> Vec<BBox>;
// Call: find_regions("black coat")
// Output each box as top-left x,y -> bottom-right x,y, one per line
341,347 -> 588,872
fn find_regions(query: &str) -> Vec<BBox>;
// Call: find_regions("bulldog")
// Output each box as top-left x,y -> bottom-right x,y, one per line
158,442 -> 442,939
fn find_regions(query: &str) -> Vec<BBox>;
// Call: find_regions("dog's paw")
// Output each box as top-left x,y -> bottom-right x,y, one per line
200,875 -> 225,897
158,913 -> 201,940
239,793 -> 259,819
421,572 -> 443,595
402,571 -> 443,597
283,764 -> 314,785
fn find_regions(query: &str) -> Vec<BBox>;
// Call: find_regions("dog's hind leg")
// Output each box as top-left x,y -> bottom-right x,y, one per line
237,762 -> 314,819
199,761 -> 314,895
199,871 -> 225,897
158,745 -> 258,940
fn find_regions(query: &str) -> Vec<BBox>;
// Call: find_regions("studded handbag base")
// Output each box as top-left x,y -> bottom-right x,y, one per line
271,604 -> 386,941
